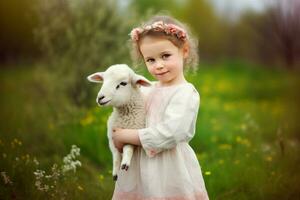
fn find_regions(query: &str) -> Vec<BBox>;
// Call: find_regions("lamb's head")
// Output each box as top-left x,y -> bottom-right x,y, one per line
87,64 -> 151,107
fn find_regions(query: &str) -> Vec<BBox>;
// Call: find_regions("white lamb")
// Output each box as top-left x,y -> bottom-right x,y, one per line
87,64 -> 151,181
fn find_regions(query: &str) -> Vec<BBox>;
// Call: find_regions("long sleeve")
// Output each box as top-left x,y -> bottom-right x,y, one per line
138,86 -> 200,157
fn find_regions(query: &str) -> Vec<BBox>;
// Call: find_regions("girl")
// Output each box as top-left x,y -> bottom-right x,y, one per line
111,15 -> 209,200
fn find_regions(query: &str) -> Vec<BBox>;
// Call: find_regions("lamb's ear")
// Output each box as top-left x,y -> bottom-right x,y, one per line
132,74 -> 152,87
87,72 -> 104,83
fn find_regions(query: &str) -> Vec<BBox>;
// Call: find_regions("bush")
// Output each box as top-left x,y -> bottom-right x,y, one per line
34,0 -> 133,106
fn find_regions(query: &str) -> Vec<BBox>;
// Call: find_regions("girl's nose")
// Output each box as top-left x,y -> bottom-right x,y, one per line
155,62 -> 164,70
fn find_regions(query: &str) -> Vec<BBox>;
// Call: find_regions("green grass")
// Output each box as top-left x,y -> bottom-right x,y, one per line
0,61 -> 300,199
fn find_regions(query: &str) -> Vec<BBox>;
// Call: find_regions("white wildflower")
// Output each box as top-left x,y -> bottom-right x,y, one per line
33,145 -> 82,195
33,157 -> 39,165
1,171 -> 13,185
62,145 -> 81,174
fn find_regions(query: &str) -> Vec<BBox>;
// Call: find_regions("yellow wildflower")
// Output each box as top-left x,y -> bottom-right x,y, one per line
218,144 -> 232,150
236,136 -> 242,143
234,160 -> 240,165
48,123 -> 54,130
99,174 -> 105,182
80,114 -> 94,126
77,185 -> 84,191
236,136 -> 251,147
240,124 -> 247,131
210,136 -> 218,143
204,171 -> 211,176
223,103 -> 234,111
265,156 -> 273,162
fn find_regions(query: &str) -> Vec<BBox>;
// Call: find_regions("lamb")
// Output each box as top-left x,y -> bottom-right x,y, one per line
87,64 -> 151,181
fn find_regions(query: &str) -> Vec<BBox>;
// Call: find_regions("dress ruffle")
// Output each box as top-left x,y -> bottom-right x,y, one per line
112,190 -> 209,200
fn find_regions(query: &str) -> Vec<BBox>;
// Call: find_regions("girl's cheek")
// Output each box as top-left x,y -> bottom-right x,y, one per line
147,65 -> 155,73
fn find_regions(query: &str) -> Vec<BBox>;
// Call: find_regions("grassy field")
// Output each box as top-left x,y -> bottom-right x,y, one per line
0,62 -> 299,199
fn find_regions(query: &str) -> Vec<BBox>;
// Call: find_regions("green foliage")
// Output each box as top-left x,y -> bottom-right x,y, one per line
181,0 -> 226,59
130,0 -> 182,16
0,138 -> 36,199
1,62 -> 300,199
0,139 -> 82,199
34,0 -> 133,106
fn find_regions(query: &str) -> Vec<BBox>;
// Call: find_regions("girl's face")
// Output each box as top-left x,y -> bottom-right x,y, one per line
139,36 -> 188,87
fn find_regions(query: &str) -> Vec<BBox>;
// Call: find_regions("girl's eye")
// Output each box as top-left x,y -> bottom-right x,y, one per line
116,85 -> 120,89
120,82 -> 127,86
162,54 -> 171,59
146,58 -> 155,63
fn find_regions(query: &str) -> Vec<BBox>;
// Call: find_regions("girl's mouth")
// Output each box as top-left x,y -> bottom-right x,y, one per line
156,71 -> 169,76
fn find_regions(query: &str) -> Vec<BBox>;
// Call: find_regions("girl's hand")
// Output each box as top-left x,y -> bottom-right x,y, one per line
113,139 -> 124,153
112,128 -> 125,153
112,128 -> 141,150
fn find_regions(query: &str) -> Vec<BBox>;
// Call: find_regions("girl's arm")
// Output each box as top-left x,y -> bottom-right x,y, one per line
138,87 -> 200,157
113,86 -> 200,157
112,128 -> 141,152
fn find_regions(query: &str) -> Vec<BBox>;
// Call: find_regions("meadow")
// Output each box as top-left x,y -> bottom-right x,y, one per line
0,61 -> 299,199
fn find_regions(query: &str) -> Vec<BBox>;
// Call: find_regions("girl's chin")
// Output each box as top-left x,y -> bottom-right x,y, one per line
156,74 -> 170,80
157,77 -> 169,83
157,78 -> 175,85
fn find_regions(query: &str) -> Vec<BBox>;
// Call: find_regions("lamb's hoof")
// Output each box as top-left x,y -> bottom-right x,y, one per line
121,164 -> 129,171
113,175 -> 118,181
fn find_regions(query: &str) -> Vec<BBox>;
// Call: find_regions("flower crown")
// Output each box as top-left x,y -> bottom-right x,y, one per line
130,21 -> 187,42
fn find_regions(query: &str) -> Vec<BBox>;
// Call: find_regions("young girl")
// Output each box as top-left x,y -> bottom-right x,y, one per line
111,15 -> 209,200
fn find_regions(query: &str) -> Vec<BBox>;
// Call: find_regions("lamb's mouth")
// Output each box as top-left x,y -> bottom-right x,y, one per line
99,100 -> 111,106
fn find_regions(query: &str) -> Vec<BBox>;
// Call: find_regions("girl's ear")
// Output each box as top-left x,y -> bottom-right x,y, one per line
132,74 -> 152,87
87,72 -> 104,83
182,42 -> 189,59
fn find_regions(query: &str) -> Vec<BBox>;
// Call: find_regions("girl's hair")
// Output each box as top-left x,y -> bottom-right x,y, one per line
129,15 -> 199,70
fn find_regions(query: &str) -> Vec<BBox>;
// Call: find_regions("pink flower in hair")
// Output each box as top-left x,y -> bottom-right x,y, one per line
144,25 -> 152,31
130,27 -> 143,41
129,21 -> 188,41
165,23 -> 187,40
177,30 -> 187,40
169,27 -> 178,34
152,21 -> 164,29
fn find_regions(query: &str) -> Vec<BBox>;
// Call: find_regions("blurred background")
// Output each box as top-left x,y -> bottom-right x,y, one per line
0,0 -> 299,199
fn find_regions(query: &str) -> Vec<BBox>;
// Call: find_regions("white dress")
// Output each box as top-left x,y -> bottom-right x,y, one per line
112,82 -> 209,200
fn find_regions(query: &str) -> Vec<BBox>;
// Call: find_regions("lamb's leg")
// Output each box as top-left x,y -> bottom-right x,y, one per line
112,149 -> 121,181
121,144 -> 134,171
109,135 -> 121,181
107,117 -> 121,181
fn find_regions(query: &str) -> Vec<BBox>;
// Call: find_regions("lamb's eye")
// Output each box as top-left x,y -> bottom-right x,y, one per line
116,82 -> 127,90
120,82 -> 127,86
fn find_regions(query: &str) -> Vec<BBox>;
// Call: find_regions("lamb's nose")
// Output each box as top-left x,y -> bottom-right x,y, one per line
97,95 -> 105,104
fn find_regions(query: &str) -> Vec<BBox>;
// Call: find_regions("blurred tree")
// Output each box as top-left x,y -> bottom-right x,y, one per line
268,0 -> 300,69
180,0 -> 227,62
34,0 -> 133,106
235,0 -> 300,69
129,0 -> 181,16
231,12 -> 270,65
0,0 -> 39,63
